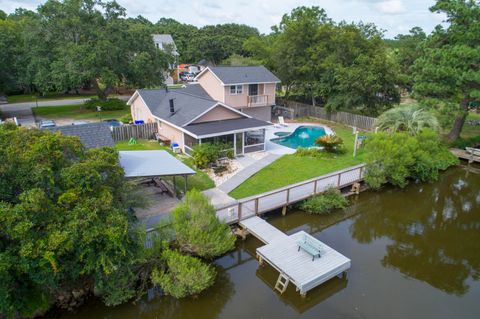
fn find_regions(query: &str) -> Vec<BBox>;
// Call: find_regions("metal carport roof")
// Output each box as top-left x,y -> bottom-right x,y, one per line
119,150 -> 195,177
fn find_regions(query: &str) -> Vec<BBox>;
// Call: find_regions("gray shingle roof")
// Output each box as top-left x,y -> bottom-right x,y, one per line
48,122 -> 115,149
184,118 -> 272,136
136,85 -> 222,127
207,66 -> 280,85
152,34 -> 178,55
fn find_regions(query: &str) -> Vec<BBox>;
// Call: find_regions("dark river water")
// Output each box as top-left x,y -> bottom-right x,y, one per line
58,165 -> 480,319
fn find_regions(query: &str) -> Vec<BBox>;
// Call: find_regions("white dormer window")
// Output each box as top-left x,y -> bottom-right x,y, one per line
230,85 -> 243,95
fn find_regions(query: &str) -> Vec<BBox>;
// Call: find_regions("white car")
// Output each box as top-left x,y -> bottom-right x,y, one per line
39,120 -> 56,128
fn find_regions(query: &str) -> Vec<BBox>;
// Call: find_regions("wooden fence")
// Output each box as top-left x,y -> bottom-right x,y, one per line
275,100 -> 377,131
111,122 -> 158,141
216,164 -> 366,225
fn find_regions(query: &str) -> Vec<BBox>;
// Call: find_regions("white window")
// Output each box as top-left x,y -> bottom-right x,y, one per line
230,85 -> 243,95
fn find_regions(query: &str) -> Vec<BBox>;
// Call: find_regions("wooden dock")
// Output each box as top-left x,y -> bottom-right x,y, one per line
240,216 -> 351,297
450,148 -> 480,163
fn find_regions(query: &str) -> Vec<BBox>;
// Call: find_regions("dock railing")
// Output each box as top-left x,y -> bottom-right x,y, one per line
216,164 -> 366,224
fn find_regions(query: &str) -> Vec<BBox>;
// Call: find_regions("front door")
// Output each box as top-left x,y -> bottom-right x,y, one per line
248,84 -> 258,96
235,132 -> 244,156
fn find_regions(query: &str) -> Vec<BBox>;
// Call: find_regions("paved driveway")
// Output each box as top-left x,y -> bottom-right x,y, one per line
0,96 -> 130,127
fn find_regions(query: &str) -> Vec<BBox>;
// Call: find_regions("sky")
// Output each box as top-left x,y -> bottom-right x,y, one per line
0,0 -> 446,38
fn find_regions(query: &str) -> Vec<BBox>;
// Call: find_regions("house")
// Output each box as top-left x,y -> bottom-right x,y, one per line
197,59 -> 213,71
47,122 -> 115,149
128,84 -> 272,156
152,34 -> 179,57
194,66 -> 280,121
152,34 -> 179,85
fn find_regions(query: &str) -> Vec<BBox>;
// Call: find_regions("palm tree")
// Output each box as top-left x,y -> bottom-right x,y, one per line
376,105 -> 439,135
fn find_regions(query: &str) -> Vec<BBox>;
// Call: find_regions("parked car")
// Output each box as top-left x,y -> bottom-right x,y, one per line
39,120 -> 56,128
186,73 -> 195,81
103,119 -> 122,127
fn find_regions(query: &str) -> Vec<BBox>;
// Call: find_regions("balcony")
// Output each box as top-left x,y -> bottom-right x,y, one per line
247,94 -> 268,107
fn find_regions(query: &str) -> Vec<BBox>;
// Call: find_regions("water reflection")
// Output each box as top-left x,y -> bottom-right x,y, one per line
349,167 -> 480,295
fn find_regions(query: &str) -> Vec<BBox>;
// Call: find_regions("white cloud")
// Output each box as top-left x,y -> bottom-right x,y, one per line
374,0 -> 407,15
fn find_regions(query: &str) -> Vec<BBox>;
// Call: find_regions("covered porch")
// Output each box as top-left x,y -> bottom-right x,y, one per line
183,117 -> 272,156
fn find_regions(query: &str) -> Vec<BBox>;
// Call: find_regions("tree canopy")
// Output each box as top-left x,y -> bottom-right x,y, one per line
0,124 -> 144,317
413,0 -> 480,140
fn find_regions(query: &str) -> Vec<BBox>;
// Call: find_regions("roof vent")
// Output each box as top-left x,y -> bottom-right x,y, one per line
169,99 -> 175,114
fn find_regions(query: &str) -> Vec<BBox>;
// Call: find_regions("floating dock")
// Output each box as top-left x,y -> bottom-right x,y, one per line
239,216 -> 351,296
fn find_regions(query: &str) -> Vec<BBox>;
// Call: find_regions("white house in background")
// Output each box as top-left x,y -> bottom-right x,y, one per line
152,34 -> 179,85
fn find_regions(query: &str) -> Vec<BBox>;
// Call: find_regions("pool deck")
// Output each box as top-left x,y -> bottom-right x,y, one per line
240,216 -> 351,296
265,123 -> 334,155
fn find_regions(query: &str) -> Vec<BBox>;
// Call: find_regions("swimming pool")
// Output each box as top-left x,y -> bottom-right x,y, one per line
271,126 -> 327,149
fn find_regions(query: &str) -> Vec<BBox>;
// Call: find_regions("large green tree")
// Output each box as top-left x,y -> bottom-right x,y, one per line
0,124 -> 144,317
21,0 -> 169,100
413,0 -> 480,141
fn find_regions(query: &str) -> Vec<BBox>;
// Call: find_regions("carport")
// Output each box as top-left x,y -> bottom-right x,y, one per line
119,150 -> 195,195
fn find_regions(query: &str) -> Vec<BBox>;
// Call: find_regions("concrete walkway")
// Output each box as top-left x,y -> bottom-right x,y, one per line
217,153 -> 282,193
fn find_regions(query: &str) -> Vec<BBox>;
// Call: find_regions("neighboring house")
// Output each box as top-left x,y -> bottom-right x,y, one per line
197,59 -> 213,71
194,66 -> 280,121
47,122 -> 115,149
128,84 -> 272,156
152,34 -> 179,85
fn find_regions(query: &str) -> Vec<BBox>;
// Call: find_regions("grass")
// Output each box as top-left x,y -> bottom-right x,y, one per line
462,112 -> 480,139
115,139 -> 215,192
7,93 -> 97,104
33,104 -> 130,121
229,119 -> 366,199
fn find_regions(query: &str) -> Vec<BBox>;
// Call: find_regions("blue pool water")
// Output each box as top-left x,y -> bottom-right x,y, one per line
271,126 -> 327,149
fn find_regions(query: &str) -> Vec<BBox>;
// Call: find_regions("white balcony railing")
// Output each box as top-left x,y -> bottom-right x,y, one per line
247,94 -> 268,107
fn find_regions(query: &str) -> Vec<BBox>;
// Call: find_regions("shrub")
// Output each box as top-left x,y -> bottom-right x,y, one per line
192,143 -> 233,168
151,249 -> 215,298
84,98 -> 127,111
119,113 -> 132,124
315,134 -> 344,153
364,129 -> 458,189
295,147 -> 321,157
191,143 -> 222,168
170,190 -> 236,259
299,187 -> 348,214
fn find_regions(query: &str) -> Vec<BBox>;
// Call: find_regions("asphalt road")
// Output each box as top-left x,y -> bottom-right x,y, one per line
0,96 -> 130,127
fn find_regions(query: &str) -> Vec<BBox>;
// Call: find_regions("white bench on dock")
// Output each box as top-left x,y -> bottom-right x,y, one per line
240,216 -> 351,297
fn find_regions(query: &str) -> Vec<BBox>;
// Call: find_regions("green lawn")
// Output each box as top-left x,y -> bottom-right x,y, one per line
115,139 -> 215,192
229,119 -> 366,199
462,112 -> 480,139
7,93 -> 97,104
33,104 -> 130,121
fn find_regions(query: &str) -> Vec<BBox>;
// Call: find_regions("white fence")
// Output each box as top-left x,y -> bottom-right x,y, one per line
216,164 -> 366,224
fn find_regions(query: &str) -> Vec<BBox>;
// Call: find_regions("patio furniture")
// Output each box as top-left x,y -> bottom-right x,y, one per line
297,233 -> 322,261
278,116 -> 288,127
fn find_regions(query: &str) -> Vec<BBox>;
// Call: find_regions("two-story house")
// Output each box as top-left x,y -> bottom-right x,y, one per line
127,66 -> 280,156
194,66 -> 279,122
152,34 -> 179,85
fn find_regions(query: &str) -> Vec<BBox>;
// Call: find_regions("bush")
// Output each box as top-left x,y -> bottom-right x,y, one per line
119,113 -> 132,124
84,98 -> 127,110
151,249 -> 215,298
170,190 -> 236,259
364,129 -> 458,189
299,187 -> 348,214
315,134 -> 344,153
295,147 -> 321,157
191,143 -> 233,168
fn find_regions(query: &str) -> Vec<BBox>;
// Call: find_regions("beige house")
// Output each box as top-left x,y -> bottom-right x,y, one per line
194,66 -> 280,121
128,85 -> 272,156
127,66 -> 280,156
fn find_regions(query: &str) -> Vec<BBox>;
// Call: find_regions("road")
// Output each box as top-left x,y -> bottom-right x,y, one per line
0,96 -> 130,127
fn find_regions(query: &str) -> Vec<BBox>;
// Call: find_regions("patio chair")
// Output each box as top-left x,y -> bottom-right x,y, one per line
278,116 -> 288,127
